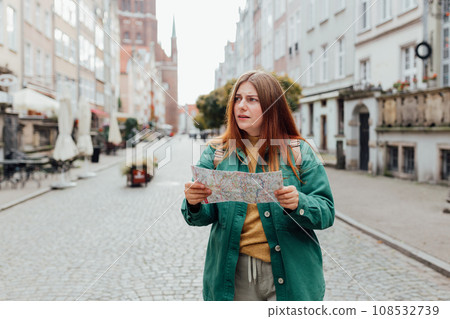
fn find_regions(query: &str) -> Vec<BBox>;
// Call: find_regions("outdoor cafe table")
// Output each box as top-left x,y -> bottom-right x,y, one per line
0,157 -> 50,189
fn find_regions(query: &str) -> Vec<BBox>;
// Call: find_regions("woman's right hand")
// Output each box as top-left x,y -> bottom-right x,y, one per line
184,181 -> 212,205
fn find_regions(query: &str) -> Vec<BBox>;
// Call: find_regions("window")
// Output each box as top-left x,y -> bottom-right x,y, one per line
95,25 -> 104,50
45,11 -> 51,38
136,32 -> 142,43
62,33 -> 70,60
309,103 -> 314,135
402,0 -> 417,12
80,0 -> 94,31
379,0 -> 391,22
54,0 -> 62,16
387,146 -> 398,171
288,16 -> 294,54
25,43 -> 33,76
308,51 -> 314,85
336,0 -> 346,12
336,38 -> 345,78
124,31 -> 130,40
135,0 -> 144,13
45,54 -> 51,84
70,38 -> 76,63
62,0 -> 76,27
122,0 -> 131,11
321,45 -> 328,82
360,0 -> 370,31
441,149 -> 450,181
307,0 -> 315,30
36,49 -> 42,77
274,24 -> 286,60
55,29 -> 62,57
25,0 -> 31,23
36,2 -> 41,32
295,10 -> 300,50
7,6 -> 16,51
95,57 -> 104,82
319,0 -> 329,22
275,0 -> 286,20
402,147 -> 415,174
402,46 -> 417,82
360,59 -> 370,84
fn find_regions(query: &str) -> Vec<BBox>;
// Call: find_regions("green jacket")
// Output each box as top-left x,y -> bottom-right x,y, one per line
181,140 -> 335,301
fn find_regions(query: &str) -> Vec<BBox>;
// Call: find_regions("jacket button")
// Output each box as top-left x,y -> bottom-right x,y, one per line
264,211 -> 271,218
278,278 -> 284,285
275,245 -> 281,252
299,209 -> 305,216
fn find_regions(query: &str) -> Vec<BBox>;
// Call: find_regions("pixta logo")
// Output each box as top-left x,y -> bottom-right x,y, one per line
126,129 -> 171,176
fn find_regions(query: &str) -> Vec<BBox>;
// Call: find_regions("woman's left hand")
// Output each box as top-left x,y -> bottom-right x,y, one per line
274,186 -> 299,210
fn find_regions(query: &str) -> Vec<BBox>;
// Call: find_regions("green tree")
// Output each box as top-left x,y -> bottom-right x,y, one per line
195,73 -> 301,129
273,73 -> 302,112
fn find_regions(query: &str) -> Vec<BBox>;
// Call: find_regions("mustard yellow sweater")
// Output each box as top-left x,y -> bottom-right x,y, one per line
239,136 -> 271,262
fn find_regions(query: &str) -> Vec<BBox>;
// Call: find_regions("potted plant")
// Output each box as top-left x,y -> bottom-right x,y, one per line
393,80 -> 402,92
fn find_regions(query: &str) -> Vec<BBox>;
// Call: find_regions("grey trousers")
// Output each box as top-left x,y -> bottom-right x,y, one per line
234,254 -> 277,301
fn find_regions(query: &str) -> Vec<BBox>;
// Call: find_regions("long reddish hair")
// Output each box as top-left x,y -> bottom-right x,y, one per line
211,70 -> 304,178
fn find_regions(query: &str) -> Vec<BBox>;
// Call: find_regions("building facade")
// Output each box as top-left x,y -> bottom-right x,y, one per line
117,0 -> 178,132
214,0 -> 450,184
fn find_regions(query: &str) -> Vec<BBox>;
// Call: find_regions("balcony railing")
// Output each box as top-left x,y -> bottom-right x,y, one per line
377,87 -> 450,129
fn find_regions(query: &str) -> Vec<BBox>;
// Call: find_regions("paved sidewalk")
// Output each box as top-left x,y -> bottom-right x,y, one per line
0,150 -> 125,211
325,167 -> 450,267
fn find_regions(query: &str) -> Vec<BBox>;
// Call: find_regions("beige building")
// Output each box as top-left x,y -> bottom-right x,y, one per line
22,0 -> 55,99
0,0 -> 22,93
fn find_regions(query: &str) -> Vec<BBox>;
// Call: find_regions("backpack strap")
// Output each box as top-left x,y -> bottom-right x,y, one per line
213,148 -> 224,169
289,139 -> 302,167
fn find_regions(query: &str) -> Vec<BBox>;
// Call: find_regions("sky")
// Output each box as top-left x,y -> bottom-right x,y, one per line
155,0 -> 246,106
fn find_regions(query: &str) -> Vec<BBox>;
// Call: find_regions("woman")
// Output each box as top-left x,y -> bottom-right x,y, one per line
181,70 -> 334,301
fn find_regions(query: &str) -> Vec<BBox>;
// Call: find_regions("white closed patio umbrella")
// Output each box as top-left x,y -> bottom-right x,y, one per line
108,111 -> 122,145
77,96 -> 95,178
51,84 -> 79,189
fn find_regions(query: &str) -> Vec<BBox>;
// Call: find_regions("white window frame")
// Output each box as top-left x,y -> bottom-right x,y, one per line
95,25 -> 104,50
6,6 -> 16,51
320,45 -> 328,82
401,0 -> 417,13
45,54 -> 52,84
401,46 -> 417,82
336,37 -> 345,79
24,0 -> 32,23
25,42 -> 33,76
336,0 -> 346,13
360,0 -> 371,32
35,2 -> 41,32
36,49 -> 42,77
379,0 -> 392,23
308,51 -> 315,86
55,29 -> 62,57
44,11 -> 51,38
360,59 -> 371,84
319,0 -> 329,23
307,0 -> 315,30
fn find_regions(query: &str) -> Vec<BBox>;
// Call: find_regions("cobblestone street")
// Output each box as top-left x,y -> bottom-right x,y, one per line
0,136 -> 449,301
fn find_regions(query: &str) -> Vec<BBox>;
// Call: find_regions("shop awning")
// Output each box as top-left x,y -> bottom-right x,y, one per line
90,108 -> 109,118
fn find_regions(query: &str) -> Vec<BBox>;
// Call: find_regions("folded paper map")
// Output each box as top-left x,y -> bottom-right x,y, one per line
191,166 -> 283,204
